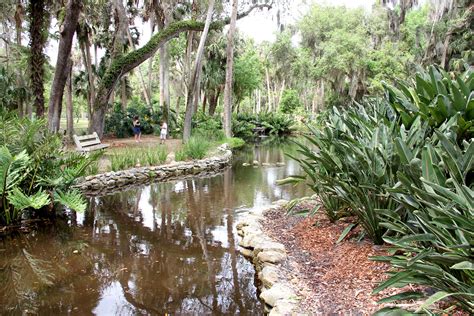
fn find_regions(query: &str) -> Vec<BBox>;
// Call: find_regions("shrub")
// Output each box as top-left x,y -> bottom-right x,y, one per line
259,112 -> 295,136
279,89 -> 302,114
175,137 -> 211,161
104,98 -> 177,138
226,137 -> 245,149
0,112 -> 99,226
183,137 -> 210,160
281,65 -> 473,312
232,118 -> 256,140
384,65 -> 473,142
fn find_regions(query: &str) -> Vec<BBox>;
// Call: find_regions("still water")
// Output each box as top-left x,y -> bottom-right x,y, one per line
0,139 -> 309,315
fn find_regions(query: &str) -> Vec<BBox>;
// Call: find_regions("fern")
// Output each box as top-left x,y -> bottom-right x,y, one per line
7,188 -> 50,210
53,190 -> 87,213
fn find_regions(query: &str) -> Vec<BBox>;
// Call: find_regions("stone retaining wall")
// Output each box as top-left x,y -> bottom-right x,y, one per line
74,144 -> 232,196
237,200 -> 301,315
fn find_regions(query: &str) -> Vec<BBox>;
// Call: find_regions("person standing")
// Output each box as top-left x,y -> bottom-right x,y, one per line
160,120 -> 167,144
133,116 -> 141,142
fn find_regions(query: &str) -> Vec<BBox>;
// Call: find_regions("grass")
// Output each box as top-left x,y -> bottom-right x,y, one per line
108,146 -> 167,171
59,118 -> 89,134
175,136 -> 211,161
225,137 -> 245,149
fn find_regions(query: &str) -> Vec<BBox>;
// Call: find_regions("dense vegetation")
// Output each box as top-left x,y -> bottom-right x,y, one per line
0,112 -> 99,226
283,66 -> 473,313
0,0 -> 471,313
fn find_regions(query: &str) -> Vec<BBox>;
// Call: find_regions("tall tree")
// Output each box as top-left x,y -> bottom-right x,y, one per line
223,0 -> 238,137
182,0 -> 215,142
28,0 -> 50,117
65,58 -> 74,141
89,4 -> 270,136
48,0 -> 83,132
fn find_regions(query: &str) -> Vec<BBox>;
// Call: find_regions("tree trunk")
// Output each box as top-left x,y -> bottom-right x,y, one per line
159,44 -> 170,124
15,1 -> 24,117
66,60 -> 74,141
183,0 -> 216,142
265,67 -> 272,112
28,0 -> 49,117
121,76 -> 127,110
126,27 -> 152,106
48,0 -> 83,132
209,89 -> 220,116
223,0 -> 238,138
84,39 -> 95,124
202,93 -> 207,113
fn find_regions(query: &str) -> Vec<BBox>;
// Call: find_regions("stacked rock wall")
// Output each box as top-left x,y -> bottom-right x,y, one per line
237,200 -> 301,315
74,144 -> 232,196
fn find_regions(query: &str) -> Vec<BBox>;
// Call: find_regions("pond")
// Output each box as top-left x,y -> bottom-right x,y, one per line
0,138 -> 310,315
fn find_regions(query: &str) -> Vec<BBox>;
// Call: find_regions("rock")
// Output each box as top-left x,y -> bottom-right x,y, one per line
242,162 -> 251,166
257,250 -> 287,264
262,162 -> 271,166
252,160 -> 259,165
239,233 -> 262,248
260,284 -> 296,307
276,162 -> 286,167
259,265 -> 280,288
239,247 -> 254,258
269,300 -> 298,316
254,240 -> 286,255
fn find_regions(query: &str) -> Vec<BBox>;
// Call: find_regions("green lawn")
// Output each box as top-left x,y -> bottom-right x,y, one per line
59,118 -> 89,134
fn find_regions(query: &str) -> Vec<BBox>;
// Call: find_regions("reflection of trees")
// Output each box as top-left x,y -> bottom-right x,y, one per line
1,140 -> 309,314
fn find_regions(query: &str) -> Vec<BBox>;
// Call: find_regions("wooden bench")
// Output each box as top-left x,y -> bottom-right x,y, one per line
73,132 -> 109,152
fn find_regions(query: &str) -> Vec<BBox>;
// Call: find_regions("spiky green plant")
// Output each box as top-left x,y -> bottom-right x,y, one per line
0,112 -> 99,225
384,65 -> 473,142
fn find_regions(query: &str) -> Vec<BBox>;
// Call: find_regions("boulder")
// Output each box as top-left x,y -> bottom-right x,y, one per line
259,265 -> 280,288
269,300 -> 298,316
257,250 -> 287,264
260,284 -> 296,307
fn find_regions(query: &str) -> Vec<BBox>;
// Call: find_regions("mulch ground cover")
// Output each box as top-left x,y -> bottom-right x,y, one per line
261,201 -> 402,314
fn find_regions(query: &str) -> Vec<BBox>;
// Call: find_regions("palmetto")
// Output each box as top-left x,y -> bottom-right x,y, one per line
0,111 -> 100,225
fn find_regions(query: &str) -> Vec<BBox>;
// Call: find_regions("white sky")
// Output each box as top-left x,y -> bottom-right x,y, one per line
237,0 -> 376,44
46,0 -> 376,65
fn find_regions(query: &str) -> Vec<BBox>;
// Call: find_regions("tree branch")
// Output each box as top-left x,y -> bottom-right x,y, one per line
96,2 -> 273,105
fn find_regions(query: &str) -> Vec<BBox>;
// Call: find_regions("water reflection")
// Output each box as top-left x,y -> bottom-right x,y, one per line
0,139 -> 310,315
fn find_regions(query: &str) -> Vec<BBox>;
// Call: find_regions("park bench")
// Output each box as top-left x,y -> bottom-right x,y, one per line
73,132 -> 109,152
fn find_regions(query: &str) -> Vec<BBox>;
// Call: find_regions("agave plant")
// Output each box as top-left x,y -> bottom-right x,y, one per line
372,123 -> 473,313
383,65 -> 473,142
0,112 -> 100,226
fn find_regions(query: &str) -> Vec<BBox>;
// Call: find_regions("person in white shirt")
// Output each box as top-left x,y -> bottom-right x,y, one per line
160,121 -> 167,144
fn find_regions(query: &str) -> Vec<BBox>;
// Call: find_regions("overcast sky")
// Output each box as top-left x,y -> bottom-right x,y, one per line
46,0 -> 376,65
237,0 -> 376,43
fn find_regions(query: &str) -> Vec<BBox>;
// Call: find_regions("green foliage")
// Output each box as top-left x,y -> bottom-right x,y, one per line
259,112 -> 295,136
232,113 -> 257,140
384,65 -> 473,141
0,67 -> 27,111
281,65 -> 473,312
104,98 -> 177,138
233,47 -> 263,105
279,89 -> 302,114
175,137 -> 211,161
231,112 -> 295,139
226,137 -> 245,149
371,133 -> 474,312
0,112 -> 99,225
192,111 -> 224,141
108,146 -> 167,171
